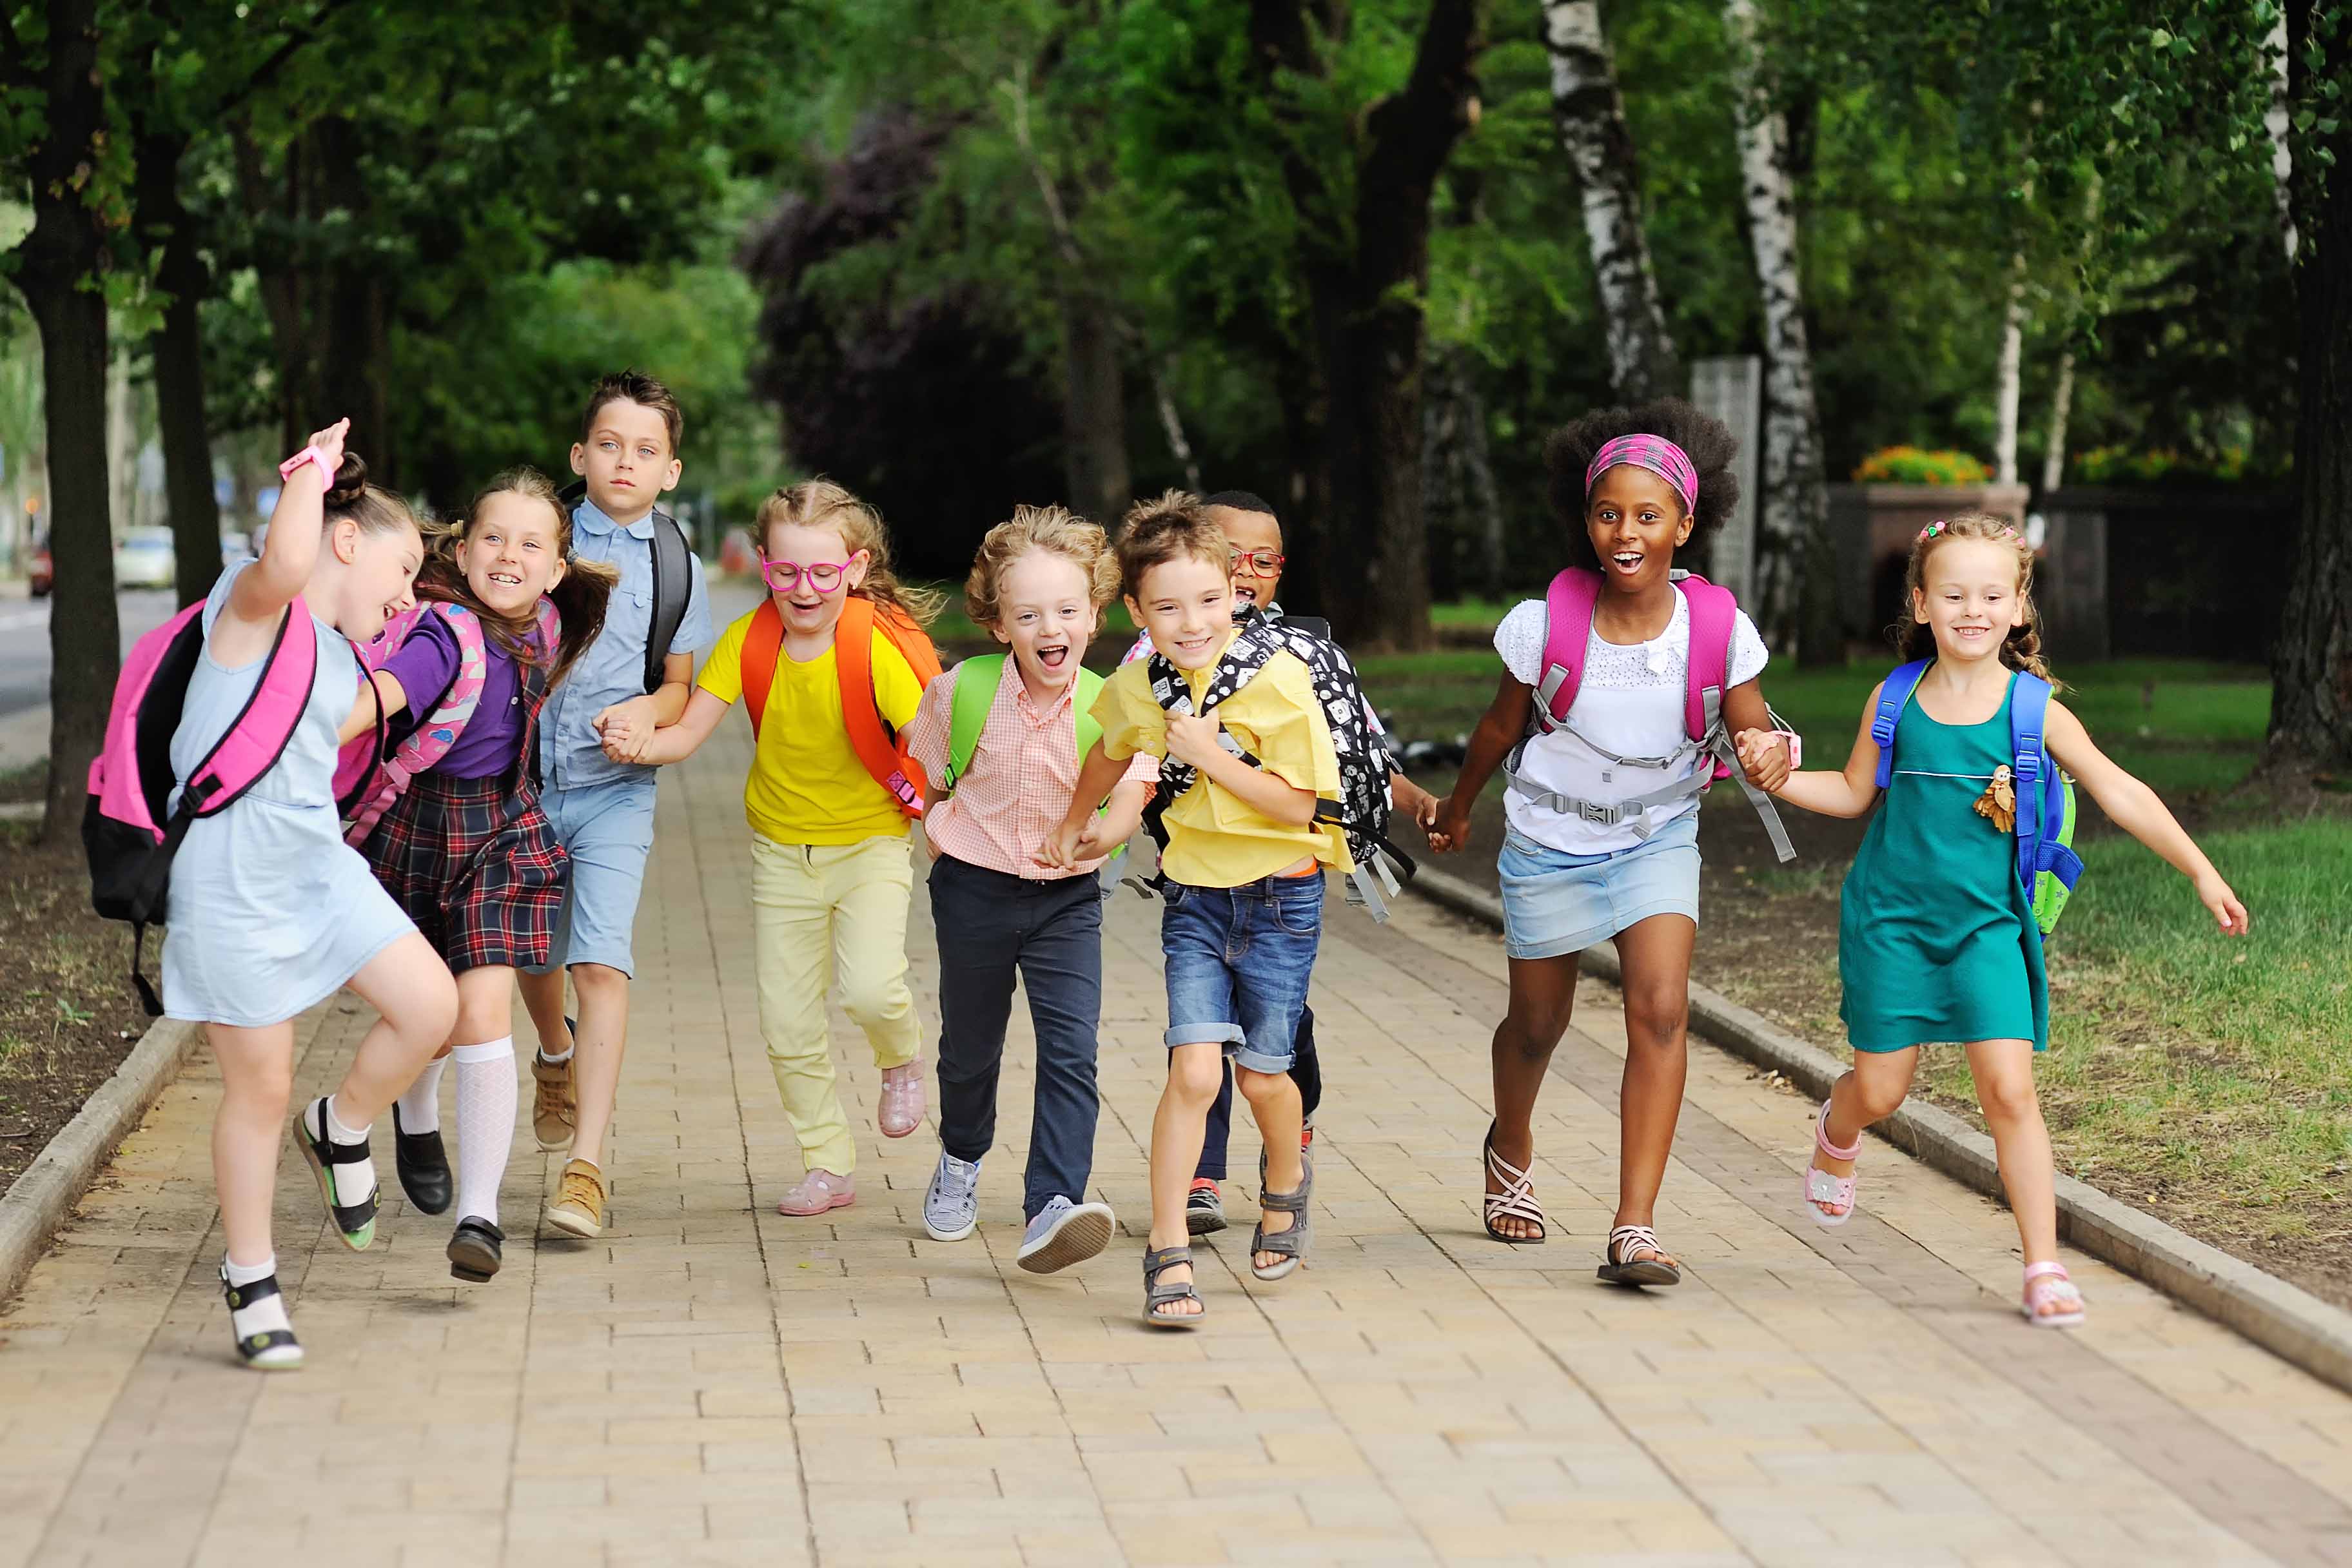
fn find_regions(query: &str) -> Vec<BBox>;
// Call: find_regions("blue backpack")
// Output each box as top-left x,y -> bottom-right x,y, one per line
1873,660 -> 2084,934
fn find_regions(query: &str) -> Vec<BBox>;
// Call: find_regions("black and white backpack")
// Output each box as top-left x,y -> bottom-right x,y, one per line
1132,607 -> 1416,919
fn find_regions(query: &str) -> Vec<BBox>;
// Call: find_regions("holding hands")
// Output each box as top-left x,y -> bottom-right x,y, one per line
1732,729 -> 1794,794
595,696 -> 660,763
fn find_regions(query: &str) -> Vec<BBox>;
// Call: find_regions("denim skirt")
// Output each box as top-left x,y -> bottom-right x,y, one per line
1496,809 -> 1700,961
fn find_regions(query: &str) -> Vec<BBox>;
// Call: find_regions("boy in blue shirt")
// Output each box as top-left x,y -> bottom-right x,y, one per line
519,370 -> 716,1239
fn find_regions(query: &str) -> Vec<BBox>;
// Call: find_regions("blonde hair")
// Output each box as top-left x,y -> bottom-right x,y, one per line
1897,510 -> 2059,687
1112,489 -> 1225,598
964,505 -> 1119,627
754,479 -> 943,628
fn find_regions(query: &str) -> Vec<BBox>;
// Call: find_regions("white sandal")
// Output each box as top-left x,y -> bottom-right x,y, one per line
1803,1099 -> 1861,1227
1481,1127 -> 1547,1244
2021,1260 -> 2086,1328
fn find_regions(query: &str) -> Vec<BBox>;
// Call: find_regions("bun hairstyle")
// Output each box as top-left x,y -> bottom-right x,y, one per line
1896,510 -> 2059,687
754,479 -> 943,628
413,466 -> 620,691
965,505 -> 1119,628
1543,397 -> 1741,567
321,453 -> 422,539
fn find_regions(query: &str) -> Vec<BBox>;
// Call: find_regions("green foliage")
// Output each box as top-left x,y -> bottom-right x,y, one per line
1851,446 -> 1993,485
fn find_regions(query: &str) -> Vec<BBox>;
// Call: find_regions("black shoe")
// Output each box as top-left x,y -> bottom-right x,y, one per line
1186,1180 -> 1228,1236
393,1103 -> 453,1216
447,1217 -> 505,1282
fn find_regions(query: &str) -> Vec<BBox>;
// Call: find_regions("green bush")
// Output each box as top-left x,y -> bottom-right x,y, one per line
1851,446 -> 1994,485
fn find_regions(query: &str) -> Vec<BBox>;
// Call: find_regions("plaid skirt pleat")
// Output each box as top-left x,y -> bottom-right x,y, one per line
364,770 -> 569,973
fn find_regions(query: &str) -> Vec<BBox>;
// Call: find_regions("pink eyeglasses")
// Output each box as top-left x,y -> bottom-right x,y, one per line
760,553 -> 865,594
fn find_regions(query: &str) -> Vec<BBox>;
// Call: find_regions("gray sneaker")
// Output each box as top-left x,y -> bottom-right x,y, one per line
923,1152 -> 982,1242
1017,1195 -> 1115,1275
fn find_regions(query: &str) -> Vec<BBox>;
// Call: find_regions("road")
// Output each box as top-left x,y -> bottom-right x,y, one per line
0,589 -> 179,720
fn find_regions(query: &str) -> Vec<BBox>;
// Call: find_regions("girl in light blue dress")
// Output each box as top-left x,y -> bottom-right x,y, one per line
167,418 -> 459,1370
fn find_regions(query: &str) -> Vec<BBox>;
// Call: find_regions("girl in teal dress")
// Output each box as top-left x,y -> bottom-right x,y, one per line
1741,513 -> 2249,1329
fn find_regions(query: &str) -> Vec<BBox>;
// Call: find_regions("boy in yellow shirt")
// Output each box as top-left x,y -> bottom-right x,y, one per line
1043,492 -> 1346,1328
637,482 -> 938,1216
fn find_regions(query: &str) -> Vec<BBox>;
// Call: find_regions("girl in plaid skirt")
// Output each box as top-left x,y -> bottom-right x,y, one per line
349,469 -> 618,1282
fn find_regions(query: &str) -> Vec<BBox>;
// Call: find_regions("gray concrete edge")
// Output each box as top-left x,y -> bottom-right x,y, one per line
0,1015 -> 202,1307
1407,861 -> 2352,1397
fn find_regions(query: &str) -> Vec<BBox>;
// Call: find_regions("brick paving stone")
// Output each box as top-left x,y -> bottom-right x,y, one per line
7,714 -> 2352,1565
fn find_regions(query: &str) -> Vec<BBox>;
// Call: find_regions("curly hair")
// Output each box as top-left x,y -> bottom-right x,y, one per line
754,479 -> 944,628
415,467 -> 620,692
965,505 -> 1120,628
1543,397 -> 1741,566
1895,511 -> 2059,687
1113,490 -> 1225,598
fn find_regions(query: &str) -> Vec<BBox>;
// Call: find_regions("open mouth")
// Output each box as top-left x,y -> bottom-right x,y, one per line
1233,585 -> 1259,605
1609,550 -> 1645,575
1037,645 -> 1070,669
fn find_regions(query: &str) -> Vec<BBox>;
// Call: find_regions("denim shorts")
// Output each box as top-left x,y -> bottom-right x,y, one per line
1160,872 -> 1323,1074
527,777 -> 660,977
1496,809 -> 1700,961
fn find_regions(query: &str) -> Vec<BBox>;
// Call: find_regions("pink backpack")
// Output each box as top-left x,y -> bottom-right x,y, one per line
334,598 -> 559,846
84,594 -> 354,1013
1509,567 -> 1794,862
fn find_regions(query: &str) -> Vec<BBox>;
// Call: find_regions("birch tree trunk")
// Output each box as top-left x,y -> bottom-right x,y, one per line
1994,251 -> 2027,485
1542,0 -> 1681,402
2266,11 -> 2299,262
1725,0 -> 1838,663
2039,354 -> 2075,493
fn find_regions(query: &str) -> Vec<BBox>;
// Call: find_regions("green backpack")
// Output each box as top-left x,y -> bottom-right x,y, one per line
939,656 -> 1124,863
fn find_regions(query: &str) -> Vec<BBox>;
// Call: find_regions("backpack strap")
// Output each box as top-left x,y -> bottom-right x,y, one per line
1871,660 -> 1932,790
945,654 -> 1007,790
1073,666 -> 1106,762
2009,671 -> 2051,897
643,509 -> 690,694
1676,574 -> 1736,744
1532,569 -> 1601,732
181,598 -> 320,817
741,598 -> 783,737
833,595 -> 927,818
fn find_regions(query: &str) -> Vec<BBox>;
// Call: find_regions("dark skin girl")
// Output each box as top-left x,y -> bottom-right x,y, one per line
1428,465 -> 1790,1257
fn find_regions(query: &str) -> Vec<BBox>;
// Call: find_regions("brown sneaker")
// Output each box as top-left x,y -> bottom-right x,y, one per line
531,1047 -> 575,1153
545,1157 -> 605,1239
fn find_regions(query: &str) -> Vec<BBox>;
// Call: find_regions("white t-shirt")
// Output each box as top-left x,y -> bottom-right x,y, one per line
1494,591 -> 1769,856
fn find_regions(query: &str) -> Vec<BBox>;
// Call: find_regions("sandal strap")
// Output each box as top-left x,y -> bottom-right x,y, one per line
1814,1100 -> 1861,1161
237,1328 -> 300,1359
220,1272 -> 282,1309
1258,1187 -> 1308,1213
2023,1260 -> 2072,1284
1143,1245 -> 1193,1282
1484,1132 -> 1547,1224
1608,1225 -> 1667,1264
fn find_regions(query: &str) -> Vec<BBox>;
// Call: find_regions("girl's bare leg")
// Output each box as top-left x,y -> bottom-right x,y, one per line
209,1021 -> 297,1264
1609,914 -> 1698,1240
1485,954 -> 1578,1239
332,933 -> 459,1127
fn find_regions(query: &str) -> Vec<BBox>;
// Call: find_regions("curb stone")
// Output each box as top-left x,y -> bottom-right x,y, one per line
0,1015 -> 202,1308
1407,861 -> 2352,1397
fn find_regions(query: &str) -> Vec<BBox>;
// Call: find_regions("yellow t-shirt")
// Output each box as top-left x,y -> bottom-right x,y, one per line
1092,636 -> 1351,888
697,608 -> 925,846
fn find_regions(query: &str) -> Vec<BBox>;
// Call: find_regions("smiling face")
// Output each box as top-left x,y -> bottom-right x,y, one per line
332,516 -> 424,642
460,492 -> 567,616
1585,464 -> 1692,593
569,398 -> 681,524
991,549 -> 1097,695
1215,505 -> 1284,614
1126,553 -> 1231,671
1912,536 -> 2024,663
762,519 -> 870,640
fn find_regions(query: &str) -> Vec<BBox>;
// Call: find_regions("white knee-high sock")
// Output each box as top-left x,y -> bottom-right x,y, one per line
452,1037 -> 518,1224
395,1057 -> 446,1135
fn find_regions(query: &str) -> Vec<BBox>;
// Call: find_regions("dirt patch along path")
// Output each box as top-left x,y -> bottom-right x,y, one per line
0,828 -> 155,1199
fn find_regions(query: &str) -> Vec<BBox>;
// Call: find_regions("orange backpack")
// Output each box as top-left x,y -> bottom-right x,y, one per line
740,594 -> 943,818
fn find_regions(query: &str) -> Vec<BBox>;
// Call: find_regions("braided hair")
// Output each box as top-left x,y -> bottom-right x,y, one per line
1896,511 -> 2060,689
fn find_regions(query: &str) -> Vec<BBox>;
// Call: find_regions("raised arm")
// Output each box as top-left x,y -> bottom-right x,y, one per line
2044,701 -> 2248,934
224,418 -> 349,651
1757,685 -> 1887,820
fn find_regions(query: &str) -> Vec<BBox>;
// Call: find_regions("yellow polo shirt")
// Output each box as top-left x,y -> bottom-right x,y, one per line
1092,635 -> 1351,888
698,609 -> 925,845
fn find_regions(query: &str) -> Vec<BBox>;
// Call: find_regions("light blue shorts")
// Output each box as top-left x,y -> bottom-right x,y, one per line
529,777 -> 658,977
1496,810 -> 1701,961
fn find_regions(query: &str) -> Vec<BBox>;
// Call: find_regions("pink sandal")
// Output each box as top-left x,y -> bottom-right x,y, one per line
777,1169 -> 855,1216
879,1061 -> 925,1139
2021,1260 -> 2086,1328
1803,1099 -> 1860,1228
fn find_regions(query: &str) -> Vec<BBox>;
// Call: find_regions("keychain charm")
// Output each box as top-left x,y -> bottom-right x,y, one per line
1974,764 -> 2017,832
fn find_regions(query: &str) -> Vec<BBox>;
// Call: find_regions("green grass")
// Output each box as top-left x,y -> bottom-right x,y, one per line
1920,819 -> 2352,1237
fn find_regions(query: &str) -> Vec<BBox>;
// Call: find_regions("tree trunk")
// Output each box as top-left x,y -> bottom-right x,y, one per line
135,126 -> 225,609
2039,351 -> 2076,493
1542,0 -> 1681,403
12,0 -> 122,841
1725,0 -> 1837,664
1057,286 -> 1131,527
1423,345 -> 1506,596
1149,358 -> 1202,495
2266,12 -> 2299,263
1994,250 -> 2026,486
2266,0 -> 2351,773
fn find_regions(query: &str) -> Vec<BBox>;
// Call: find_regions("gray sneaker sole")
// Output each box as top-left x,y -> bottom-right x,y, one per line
924,1208 -> 978,1242
1017,1204 -> 1114,1274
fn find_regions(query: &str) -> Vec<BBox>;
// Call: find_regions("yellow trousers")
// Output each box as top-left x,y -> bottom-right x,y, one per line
749,832 -> 922,1176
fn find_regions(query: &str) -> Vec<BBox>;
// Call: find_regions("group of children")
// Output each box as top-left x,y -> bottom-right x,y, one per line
144,373 -> 2249,1366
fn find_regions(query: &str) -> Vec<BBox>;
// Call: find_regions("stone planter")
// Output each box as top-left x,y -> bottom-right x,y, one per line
1827,482 -> 2030,650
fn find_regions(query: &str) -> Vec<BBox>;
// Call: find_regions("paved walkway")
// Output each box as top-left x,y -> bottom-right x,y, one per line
6,716 -> 2352,1567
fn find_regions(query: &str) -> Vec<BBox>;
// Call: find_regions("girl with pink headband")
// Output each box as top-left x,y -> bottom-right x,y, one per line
1428,397 -> 1794,1286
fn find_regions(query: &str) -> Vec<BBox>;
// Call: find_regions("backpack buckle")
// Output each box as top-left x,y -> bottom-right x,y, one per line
1576,799 -> 1621,827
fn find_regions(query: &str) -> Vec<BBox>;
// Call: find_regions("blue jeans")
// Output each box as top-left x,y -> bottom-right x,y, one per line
1160,873 -> 1323,1075
928,854 -> 1104,1220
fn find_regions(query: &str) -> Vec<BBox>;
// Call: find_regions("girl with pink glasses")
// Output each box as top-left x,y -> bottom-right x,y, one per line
633,482 -> 944,1215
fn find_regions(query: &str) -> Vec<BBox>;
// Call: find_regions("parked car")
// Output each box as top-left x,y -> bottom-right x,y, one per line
28,534 -> 52,596
113,526 -> 177,589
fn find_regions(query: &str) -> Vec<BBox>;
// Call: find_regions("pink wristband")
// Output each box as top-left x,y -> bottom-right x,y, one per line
279,447 -> 337,489
1771,730 -> 1803,769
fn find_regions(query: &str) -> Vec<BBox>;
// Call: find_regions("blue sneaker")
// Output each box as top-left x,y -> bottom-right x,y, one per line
923,1152 -> 981,1242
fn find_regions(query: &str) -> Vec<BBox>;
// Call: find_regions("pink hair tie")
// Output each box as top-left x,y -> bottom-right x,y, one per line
1585,434 -> 1698,516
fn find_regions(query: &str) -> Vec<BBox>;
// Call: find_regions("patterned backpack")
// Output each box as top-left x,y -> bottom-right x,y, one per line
333,598 -> 560,846
1132,607 -> 1416,919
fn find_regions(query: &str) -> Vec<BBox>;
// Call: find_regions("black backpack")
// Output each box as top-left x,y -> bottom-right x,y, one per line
558,481 -> 691,694
1131,607 -> 1416,919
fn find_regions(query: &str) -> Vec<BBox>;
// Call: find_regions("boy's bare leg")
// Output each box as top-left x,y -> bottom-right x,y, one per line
1236,1065 -> 1303,1271
1146,1043 -> 1224,1317
518,967 -> 569,1059
565,963 -> 630,1166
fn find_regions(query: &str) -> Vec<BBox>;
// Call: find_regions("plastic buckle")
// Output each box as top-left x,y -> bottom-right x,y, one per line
1576,799 -> 1620,827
